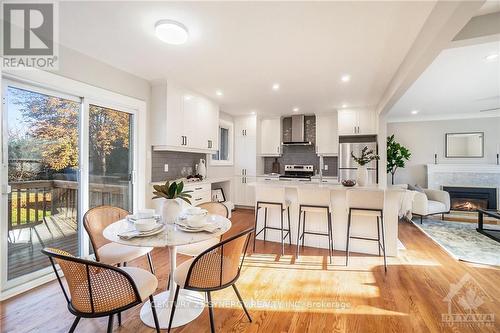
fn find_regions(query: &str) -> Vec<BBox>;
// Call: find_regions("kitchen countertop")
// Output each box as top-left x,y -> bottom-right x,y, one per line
150,177 -> 232,186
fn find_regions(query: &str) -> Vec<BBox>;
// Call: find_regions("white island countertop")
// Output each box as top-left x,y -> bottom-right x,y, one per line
248,180 -> 405,257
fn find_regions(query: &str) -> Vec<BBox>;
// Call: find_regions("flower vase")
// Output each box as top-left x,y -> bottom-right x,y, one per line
155,198 -> 183,224
356,165 -> 368,187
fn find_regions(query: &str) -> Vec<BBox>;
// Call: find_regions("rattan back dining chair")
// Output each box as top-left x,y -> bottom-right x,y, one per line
42,247 -> 160,333
168,227 -> 254,333
83,205 -> 155,272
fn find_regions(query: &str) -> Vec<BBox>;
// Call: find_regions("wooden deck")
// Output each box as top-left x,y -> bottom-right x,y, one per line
7,212 -> 78,280
1,209 -> 499,333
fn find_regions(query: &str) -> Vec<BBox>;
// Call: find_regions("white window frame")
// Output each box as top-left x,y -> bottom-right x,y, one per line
209,119 -> 234,166
0,69 -> 146,300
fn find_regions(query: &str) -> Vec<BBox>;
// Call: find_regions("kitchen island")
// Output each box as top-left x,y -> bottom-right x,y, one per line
249,180 -> 405,257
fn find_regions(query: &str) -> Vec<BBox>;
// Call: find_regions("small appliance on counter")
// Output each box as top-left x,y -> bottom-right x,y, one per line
272,158 -> 281,174
279,164 -> 314,181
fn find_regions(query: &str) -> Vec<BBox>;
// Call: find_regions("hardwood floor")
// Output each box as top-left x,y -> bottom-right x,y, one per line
1,209 -> 499,333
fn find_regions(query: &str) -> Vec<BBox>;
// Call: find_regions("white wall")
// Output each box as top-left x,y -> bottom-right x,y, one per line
387,116 -> 500,186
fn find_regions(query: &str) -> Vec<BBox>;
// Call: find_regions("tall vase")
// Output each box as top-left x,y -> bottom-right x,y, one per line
356,165 -> 368,187
199,158 -> 207,178
155,198 -> 183,224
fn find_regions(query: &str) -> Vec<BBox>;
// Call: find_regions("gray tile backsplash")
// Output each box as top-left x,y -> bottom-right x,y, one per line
152,150 -> 206,182
263,145 -> 338,176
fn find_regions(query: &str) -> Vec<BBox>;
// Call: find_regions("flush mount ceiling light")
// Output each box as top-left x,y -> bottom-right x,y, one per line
272,83 -> 280,91
485,53 -> 499,62
341,104 -> 347,108
411,110 -> 419,115
250,111 -> 256,115
293,107 -> 299,112
216,90 -> 223,96
341,74 -> 351,82
155,19 -> 189,45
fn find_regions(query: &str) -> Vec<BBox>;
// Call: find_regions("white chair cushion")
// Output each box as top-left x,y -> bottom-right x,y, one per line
300,205 -> 330,213
350,209 -> 382,217
427,200 -> 446,215
258,200 -> 291,209
177,238 -> 220,257
173,258 -> 195,288
120,267 -> 158,301
97,243 -> 152,265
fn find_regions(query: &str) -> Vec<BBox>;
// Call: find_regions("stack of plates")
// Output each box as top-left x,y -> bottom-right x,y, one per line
176,218 -> 221,233
118,224 -> 165,240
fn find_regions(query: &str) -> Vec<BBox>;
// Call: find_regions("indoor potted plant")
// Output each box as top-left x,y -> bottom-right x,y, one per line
351,146 -> 380,186
386,134 -> 411,185
153,180 -> 192,224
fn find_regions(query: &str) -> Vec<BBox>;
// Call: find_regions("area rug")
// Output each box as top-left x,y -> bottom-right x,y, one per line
411,217 -> 500,266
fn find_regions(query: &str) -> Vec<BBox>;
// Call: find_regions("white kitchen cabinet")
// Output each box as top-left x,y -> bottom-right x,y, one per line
316,112 -> 338,155
260,118 -> 282,156
338,109 -> 376,135
234,115 -> 257,176
151,81 -> 219,152
233,176 -> 255,206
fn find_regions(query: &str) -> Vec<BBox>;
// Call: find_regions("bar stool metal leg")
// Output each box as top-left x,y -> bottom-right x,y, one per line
345,210 -> 352,266
280,204 -> 284,256
287,207 -> 292,246
296,209 -> 302,257
376,216 -> 381,257
301,211 -> 306,248
264,207 -> 268,241
253,204 -> 259,252
380,213 -> 387,272
327,210 -> 333,264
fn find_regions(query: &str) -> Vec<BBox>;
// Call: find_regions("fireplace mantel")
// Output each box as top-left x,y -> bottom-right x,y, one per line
427,164 -> 500,174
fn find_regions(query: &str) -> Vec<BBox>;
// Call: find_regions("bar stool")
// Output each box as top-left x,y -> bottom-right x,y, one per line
253,185 -> 292,255
345,189 -> 387,272
296,187 -> 333,263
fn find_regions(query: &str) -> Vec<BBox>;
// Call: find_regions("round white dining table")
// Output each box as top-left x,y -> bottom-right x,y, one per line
102,214 -> 231,329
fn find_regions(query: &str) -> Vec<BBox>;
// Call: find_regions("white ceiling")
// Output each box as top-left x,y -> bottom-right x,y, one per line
387,40 -> 500,121
58,1 -> 438,116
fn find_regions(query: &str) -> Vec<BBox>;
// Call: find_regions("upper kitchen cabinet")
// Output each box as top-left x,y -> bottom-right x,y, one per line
151,81 -> 219,152
315,112 -> 338,156
234,114 -> 257,176
260,117 -> 281,156
338,109 -> 376,135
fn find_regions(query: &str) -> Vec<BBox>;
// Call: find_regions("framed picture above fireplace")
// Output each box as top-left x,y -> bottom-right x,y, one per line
445,132 -> 484,158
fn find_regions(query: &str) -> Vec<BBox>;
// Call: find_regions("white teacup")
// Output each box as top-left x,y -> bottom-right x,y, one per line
136,209 -> 155,219
135,218 -> 158,232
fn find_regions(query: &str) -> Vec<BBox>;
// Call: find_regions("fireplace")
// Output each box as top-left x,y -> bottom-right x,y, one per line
443,186 -> 497,211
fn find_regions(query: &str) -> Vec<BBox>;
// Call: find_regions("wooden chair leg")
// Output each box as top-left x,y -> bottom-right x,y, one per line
69,316 -> 80,333
168,286 -> 181,333
147,252 -> 155,274
107,314 -> 114,333
207,291 -> 216,333
149,295 -> 161,333
232,284 -> 252,322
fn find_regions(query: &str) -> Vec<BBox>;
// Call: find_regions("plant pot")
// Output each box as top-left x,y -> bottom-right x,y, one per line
356,165 -> 368,187
155,198 -> 184,224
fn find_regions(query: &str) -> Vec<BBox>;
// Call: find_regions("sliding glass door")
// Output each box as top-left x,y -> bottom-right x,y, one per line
1,80 -> 137,291
2,83 -> 81,283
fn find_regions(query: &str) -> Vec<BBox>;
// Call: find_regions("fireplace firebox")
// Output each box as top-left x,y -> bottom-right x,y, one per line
442,186 -> 497,212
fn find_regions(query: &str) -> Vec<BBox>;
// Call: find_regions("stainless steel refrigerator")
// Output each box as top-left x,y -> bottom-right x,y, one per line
339,141 -> 378,184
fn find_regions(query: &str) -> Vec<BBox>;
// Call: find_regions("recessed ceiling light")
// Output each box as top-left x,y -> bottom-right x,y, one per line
155,19 -> 189,45
272,83 -> 280,91
184,95 -> 192,101
216,90 -> 223,96
293,107 -> 299,112
341,74 -> 351,82
485,53 -> 499,62
411,110 -> 419,115
342,104 -> 347,108
250,111 -> 256,115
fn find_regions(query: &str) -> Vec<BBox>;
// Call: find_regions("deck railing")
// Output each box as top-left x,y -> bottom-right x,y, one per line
8,179 -> 129,231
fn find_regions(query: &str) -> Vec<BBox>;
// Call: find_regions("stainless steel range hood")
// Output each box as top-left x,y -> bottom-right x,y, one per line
282,115 -> 312,145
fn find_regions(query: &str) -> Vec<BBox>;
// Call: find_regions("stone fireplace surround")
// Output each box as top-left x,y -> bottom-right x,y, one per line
426,164 -> 500,209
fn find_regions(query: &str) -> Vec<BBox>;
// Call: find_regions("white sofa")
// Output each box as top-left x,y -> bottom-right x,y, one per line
396,185 -> 451,223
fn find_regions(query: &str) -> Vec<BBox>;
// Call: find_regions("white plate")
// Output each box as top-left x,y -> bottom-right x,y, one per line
118,225 -> 165,239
